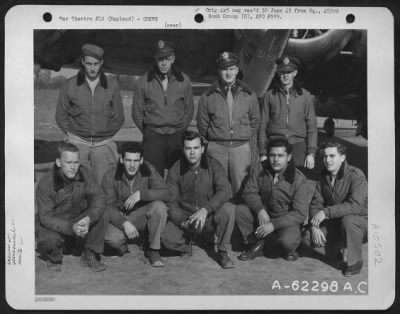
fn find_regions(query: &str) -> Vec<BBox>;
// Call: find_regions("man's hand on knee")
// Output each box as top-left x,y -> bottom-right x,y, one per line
311,210 -> 326,227
255,222 -> 274,239
124,191 -> 141,210
257,209 -> 270,226
311,226 -> 326,247
73,216 -> 91,237
123,221 -> 139,239
188,208 -> 208,231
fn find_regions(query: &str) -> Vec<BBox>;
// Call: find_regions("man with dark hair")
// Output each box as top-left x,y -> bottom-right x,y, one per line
258,55 -> 317,171
132,40 -> 194,177
236,138 -> 313,262
303,141 -> 368,276
162,131 -> 236,269
102,142 -> 169,267
197,51 -> 260,197
36,143 -> 107,272
56,43 -> 125,184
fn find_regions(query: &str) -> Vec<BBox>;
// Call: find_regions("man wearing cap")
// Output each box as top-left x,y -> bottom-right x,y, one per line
258,55 -> 317,172
132,40 -> 194,177
56,43 -> 125,184
197,51 -> 260,198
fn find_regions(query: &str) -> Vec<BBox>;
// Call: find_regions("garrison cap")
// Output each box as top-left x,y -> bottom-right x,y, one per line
276,55 -> 300,73
216,51 -> 240,69
81,43 -> 104,61
153,40 -> 175,58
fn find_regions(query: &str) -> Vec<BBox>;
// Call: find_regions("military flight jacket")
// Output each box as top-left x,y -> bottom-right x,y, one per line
258,87 -> 317,156
55,71 -> 125,141
309,161 -> 368,219
132,67 -> 194,134
197,80 -> 260,147
167,156 -> 232,215
36,165 -> 105,236
242,161 -> 314,230
101,161 -> 170,229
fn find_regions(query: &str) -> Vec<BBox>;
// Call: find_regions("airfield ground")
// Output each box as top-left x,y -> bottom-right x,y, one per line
34,89 -> 368,296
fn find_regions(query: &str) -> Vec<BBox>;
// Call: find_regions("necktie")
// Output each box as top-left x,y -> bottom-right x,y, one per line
227,86 -> 234,127
273,173 -> 279,184
161,74 -> 168,91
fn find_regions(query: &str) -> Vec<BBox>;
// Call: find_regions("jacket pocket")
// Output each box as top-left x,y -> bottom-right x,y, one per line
211,115 -> 224,127
238,114 -> 251,138
239,114 -> 250,126
103,101 -> 115,118
67,104 -> 82,117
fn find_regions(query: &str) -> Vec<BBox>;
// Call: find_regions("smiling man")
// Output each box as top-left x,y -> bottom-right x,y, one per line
304,141 -> 368,276
197,51 -> 260,199
258,55 -> 317,174
36,143 -> 107,272
163,131 -> 235,269
236,138 -> 313,262
101,142 -> 170,267
132,40 -> 194,177
55,43 -> 125,184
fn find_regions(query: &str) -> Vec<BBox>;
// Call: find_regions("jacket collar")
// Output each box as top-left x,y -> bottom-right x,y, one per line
147,65 -> 184,82
114,161 -> 152,181
321,160 -> 348,180
53,164 -> 85,192
206,79 -> 253,96
77,70 -> 108,88
179,155 -> 209,175
270,78 -> 303,96
263,160 -> 296,184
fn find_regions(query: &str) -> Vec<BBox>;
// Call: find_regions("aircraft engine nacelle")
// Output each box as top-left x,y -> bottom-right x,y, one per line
237,29 -> 357,97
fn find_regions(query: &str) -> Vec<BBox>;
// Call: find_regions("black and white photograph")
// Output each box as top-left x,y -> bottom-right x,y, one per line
5,5 -> 395,310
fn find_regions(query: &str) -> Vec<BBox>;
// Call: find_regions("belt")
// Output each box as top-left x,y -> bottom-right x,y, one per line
67,132 -> 114,147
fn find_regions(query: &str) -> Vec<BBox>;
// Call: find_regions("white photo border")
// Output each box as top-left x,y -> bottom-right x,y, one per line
4,5 -> 396,310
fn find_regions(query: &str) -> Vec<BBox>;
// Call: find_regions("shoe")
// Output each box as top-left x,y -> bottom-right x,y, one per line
80,250 -> 107,272
146,250 -> 165,267
218,251 -> 234,269
46,260 -> 62,272
285,251 -> 299,262
238,240 -> 264,261
343,261 -> 363,277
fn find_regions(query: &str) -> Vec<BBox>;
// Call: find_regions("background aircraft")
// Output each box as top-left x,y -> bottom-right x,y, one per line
34,29 -> 367,137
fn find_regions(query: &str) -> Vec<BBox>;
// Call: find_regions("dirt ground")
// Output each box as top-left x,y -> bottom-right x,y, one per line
34,89 -> 368,296
35,241 -> 368,295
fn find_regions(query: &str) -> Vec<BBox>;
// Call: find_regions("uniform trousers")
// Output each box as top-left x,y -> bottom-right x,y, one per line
162,202 -> 235,252
285,140 -> 314,179
235,204 -> 302,254
67,132 -> 119,184
143,128 -> 184,177
302,215 -> 368,265
104,201 -> 168,251
289,141 -> 307,168
36,211 -> 106,263
206,141 -> 251,197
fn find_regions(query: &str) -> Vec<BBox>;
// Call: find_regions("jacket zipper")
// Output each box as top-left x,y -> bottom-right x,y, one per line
226,88 -> 234,141
285,87 -> 290,130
